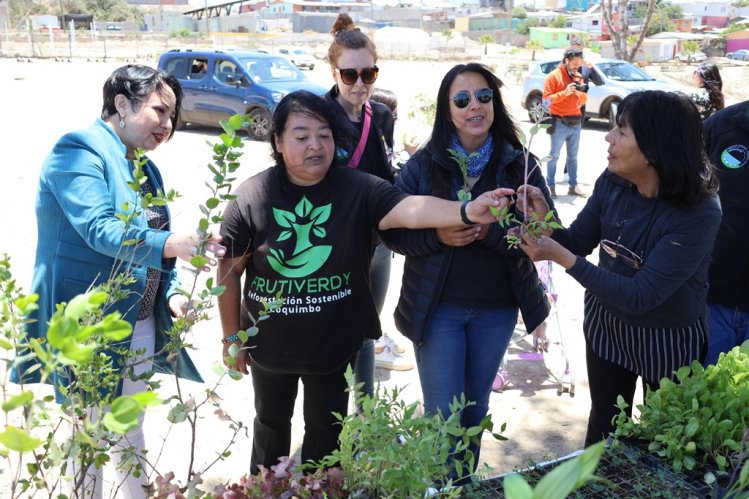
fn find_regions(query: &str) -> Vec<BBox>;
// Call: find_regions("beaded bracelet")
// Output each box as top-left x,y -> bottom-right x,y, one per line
221,333 -> 241,344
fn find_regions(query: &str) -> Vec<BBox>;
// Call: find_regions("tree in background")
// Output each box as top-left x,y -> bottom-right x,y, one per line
442,29 -> 454,49
635,1 -> 682,35
550,15 -> 567,28
512,6 -> 528,19
526,39 -> 544,61
10,0 -> 143,29
601,0 -> 657,61
681,40 -> 701,63
480,34 -> 495,55
517,17 -> 540,35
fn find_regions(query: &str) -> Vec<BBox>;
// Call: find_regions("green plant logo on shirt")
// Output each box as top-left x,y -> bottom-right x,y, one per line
268,196 -> 332,278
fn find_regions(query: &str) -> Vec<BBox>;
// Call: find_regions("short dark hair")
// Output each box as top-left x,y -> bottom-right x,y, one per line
101,64 -> 183,140
563,47 -> 584,61
616,90 -> 718,208
270,90 -> 349,170
370,88 -> 398,113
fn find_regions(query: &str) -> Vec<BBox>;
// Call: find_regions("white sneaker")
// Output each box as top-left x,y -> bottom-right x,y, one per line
375,345 -> 414,371
375,335 -> 407,355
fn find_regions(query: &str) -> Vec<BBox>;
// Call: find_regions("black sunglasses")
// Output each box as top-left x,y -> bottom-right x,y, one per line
600,239 -> 643,270
452,87 -> 493,109
336,66 -> 379,85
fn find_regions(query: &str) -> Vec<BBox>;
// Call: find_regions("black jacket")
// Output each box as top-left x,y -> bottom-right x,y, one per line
325,86 -> 395,183
704,100 -> 749,311
380,139 -> 553,345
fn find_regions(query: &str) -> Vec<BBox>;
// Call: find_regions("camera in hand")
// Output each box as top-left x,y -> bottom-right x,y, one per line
574,82 -> 588,92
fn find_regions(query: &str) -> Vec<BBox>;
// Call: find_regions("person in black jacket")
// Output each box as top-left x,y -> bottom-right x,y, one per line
381,63 -> 553,471
703,98 -> 749,365
324,14 -> 411,395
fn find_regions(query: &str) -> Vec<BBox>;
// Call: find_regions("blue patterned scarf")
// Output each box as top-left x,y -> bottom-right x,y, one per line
449,135 -> 493,177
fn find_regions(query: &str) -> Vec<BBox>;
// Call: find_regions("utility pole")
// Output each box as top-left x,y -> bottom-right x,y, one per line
506,0 -> 512,45
59,0 -> 65,31
204,0 -> 209,37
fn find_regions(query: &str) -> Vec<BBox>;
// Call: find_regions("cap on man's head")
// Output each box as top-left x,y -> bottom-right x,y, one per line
564,47 -> 584,60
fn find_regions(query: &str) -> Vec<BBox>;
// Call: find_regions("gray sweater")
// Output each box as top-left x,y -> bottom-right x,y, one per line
553,170 -> 721,329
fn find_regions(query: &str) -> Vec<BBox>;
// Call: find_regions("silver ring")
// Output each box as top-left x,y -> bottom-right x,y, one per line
190,246 -> 198,256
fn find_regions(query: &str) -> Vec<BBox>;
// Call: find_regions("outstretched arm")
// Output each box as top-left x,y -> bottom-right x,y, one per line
378,188 -> 515,231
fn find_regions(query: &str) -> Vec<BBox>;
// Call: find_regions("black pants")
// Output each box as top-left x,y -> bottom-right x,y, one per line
584,342 -> 658,447
250,357 -> 354,473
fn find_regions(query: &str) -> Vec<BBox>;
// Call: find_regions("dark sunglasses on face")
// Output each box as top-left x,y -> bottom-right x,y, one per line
452,87 -> 493,109
600,239 -> 643,270
336,66 -> 379,85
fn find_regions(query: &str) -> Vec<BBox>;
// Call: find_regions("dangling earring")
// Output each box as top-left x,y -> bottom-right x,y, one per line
119,118 -> 125,129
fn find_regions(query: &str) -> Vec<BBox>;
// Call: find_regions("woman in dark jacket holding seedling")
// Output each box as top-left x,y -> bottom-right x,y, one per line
381,63 -> 553,470
516,90 -> 720,447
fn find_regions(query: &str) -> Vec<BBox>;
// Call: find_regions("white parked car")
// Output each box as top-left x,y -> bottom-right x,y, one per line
521,58 -> 689,128
277,47 -> 316,70
676,51 -> 707,63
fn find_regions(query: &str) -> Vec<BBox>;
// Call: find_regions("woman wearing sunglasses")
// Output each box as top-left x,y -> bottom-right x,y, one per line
689,62 -> 724,121
381,63 -> 553,472
514,90 -> 720,447
324,14 -> 407,398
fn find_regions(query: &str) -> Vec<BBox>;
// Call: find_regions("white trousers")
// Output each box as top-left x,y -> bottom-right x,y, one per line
66,315 -> 155,499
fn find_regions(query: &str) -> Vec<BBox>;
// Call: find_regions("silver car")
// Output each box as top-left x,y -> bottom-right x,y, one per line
521,58 -> 687,128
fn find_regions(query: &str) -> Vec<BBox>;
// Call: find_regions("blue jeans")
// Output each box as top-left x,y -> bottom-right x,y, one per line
704,302 -> 749,366
354,243 -> 391,399
416,302 -> 517,469
547,120 -> 582,187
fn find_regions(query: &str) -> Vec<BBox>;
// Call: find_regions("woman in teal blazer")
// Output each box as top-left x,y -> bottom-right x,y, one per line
10,65 -> 223,498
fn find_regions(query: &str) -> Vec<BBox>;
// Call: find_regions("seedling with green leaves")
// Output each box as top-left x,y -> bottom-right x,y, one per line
486,112 -> 563,248
614,341 -> 749,485
448,148 -> 479,202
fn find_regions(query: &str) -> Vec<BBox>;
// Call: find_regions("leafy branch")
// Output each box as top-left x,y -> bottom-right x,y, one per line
447,148 -> 478,202
488,111 -> 563,247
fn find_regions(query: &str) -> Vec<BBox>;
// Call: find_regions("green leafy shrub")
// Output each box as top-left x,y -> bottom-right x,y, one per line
311,367 -> 507,498
615,342 -> 749,474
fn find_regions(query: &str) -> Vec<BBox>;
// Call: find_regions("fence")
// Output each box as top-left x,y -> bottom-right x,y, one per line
1,29 -> 494,62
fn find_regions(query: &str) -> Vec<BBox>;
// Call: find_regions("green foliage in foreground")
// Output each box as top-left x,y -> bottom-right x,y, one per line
311,367 -> 507,498
502,442 -> 605,499
615,342 -> 749,476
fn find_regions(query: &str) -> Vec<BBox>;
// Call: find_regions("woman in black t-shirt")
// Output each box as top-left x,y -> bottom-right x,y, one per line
217,90 -> 513,473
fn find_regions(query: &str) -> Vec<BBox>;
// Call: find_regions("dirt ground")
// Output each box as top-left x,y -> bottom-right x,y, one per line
0,47 -> 747,496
